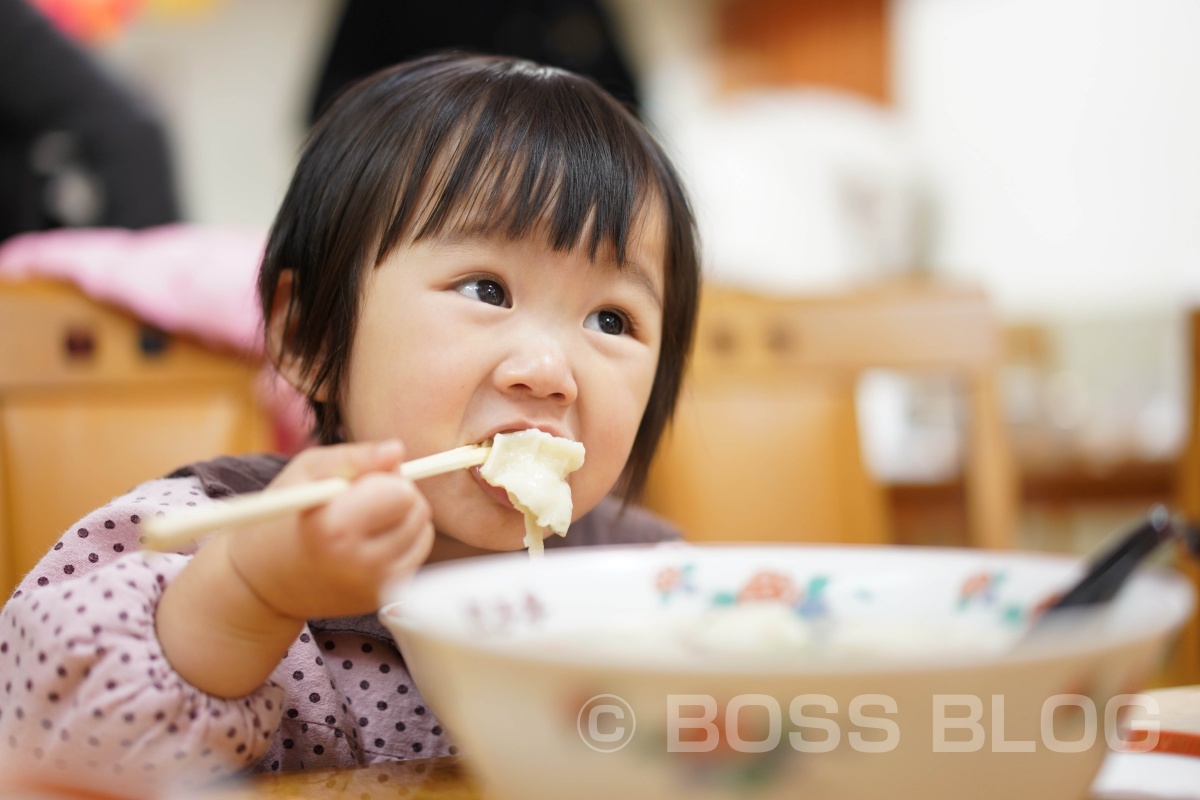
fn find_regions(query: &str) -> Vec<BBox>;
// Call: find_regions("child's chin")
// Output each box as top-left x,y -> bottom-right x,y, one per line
436,511 -> 532,553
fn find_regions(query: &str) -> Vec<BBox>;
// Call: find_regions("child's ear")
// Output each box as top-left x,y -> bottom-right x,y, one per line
265,270 -> 330,403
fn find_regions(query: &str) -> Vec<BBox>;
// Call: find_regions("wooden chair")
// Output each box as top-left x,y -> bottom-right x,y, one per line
0,280 -> 271,596
1160,308 -> 1200,686
641,282 -> 1019,549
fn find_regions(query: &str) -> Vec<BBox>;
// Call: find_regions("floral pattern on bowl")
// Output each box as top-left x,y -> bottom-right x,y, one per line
658,565 -> 831,620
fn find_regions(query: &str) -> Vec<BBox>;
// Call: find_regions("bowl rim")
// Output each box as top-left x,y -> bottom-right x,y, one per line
379,542 -> 1196,676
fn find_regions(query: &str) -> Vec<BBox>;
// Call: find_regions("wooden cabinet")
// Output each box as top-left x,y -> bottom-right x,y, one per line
0,280 -> 271,596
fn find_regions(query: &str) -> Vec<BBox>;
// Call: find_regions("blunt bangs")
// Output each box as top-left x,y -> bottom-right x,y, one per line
376,60 -> 659,267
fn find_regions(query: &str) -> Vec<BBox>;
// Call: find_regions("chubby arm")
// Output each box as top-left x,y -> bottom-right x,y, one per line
157,440 -> 434,698
0,441 -> 434,792
0,494 -> 286,791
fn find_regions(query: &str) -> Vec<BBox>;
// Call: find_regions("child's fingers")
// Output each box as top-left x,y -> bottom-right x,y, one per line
379,526 -> 435,591
378,523 -> 437,601
314,473 -> 434,581
359,515 -> 434,576
319,472 -> 428,544
273,440 -> 406,487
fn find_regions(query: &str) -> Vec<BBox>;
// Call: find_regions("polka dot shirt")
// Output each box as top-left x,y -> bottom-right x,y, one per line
0,475 -> 451,794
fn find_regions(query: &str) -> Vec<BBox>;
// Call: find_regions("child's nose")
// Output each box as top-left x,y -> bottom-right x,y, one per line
495,336 -> 578,404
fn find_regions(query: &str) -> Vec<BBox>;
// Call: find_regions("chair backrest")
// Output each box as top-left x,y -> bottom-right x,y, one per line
0,280 -> 270,596
641,282 -> 1018,548
1179,309 -> 1200,522
1162,308 -> 1200,685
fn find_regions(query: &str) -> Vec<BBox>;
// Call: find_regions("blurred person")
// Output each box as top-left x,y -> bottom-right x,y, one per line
0,0 -> 179,242
308,0 -> 641,123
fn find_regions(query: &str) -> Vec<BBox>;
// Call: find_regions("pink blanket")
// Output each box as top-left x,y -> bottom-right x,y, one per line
0,224 -> 268,353
0,225 -> 313,452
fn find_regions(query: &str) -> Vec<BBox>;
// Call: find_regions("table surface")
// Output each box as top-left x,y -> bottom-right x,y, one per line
203,757 -> 479,800
200,751 -> 1194,800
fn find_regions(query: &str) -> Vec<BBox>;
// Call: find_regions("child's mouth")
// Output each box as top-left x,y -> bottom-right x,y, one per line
471,465 -> 515,510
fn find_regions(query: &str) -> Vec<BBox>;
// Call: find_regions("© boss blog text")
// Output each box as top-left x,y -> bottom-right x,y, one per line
656,694 -> 1160,754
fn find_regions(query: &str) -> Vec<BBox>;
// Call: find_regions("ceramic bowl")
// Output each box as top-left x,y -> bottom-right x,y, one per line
380,543 -> 1192,800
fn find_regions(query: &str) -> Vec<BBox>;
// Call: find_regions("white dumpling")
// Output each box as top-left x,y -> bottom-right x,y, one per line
479,429 -> 585,556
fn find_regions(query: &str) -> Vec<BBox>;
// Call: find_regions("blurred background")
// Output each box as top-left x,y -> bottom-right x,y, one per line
2,0 -> 1199,580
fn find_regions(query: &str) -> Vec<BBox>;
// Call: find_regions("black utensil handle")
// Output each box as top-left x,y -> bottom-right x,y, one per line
1047,505 -> 1175,611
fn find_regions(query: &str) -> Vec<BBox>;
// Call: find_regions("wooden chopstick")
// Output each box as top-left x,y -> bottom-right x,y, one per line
140,444 -> 491,552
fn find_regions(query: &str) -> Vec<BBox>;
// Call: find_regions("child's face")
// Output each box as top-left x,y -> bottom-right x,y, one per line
338,209 -> 666,551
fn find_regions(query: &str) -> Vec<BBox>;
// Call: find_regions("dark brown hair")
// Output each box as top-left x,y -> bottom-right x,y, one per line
259,53 -> 699,499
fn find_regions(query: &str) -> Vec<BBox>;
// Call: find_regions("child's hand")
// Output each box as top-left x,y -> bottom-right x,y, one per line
225,440 -> 435,621
158,440 -> 433,697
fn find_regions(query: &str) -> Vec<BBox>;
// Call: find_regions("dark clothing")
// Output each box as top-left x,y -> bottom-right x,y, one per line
0,0 -> 180,240
308,0 -> 641,124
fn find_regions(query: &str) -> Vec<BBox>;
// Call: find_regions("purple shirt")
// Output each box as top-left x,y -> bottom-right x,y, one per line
0,455 -> 680,795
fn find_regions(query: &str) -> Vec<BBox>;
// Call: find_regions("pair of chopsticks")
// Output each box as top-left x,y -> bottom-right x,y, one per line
140,444 -> 491,552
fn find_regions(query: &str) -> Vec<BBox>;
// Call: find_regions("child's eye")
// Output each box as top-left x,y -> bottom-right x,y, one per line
457,278 -> 510,308
584,308 -> 630,336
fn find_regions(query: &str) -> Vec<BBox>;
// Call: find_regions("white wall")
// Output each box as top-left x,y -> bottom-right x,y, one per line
892,0 -> 1200,317
97,0 -> 340,227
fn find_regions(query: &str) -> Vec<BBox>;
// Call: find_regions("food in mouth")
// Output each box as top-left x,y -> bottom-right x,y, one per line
478,430 -> 586,557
